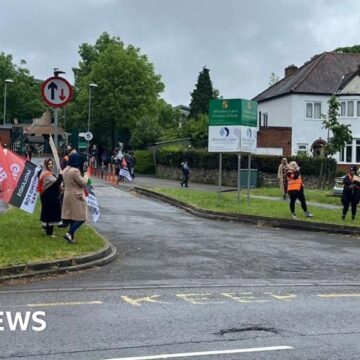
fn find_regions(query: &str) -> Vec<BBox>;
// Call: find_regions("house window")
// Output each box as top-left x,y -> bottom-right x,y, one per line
258,111 -> 261,127
306,103 -> 313,118
262,113 -> 268,127
356,140 -> 360,163
297,144 -> 308,156
340,140 -> 358,163
314,103 -> 321,119
305,102 -> 321,119
339,100 -> 360,117
341,101 -> 346,117
348,101 -> 354,117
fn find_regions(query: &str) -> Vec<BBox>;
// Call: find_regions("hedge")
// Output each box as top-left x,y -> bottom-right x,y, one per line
134,150 -> 155,174
155,148 -> 336,176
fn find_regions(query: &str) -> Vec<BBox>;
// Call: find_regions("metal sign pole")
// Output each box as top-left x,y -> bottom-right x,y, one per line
247,153 -> 251,202
237,153 -> 241,202
218,153 -> 222,197
54,108 -> 59,149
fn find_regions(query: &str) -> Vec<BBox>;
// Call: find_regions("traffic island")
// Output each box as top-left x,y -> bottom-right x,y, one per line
134,187 -> 360,236
0,240 -> 117,281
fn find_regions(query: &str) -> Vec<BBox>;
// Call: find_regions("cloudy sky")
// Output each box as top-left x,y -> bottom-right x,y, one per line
2,0 -> 360,106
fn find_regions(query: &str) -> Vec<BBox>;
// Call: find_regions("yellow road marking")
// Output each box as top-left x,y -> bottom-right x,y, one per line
27,301 -> 103,307
221,292 -> 267,303
318,293 -> 360,298
264,293 -> 297,301
176,293 -> 225,305
120,295 -> 168,307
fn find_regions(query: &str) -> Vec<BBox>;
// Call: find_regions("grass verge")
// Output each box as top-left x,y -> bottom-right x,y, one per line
0,203 -> 105,268
151,188 -> 354,227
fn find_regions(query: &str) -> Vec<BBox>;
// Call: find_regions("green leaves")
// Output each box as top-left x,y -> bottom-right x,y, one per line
68,32 -> 165,148
0,52 -> 45,123
322,95 -> 353,156
189,67 -> 218,119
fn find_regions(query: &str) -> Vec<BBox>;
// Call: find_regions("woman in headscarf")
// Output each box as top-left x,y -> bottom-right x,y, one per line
341,165 -> 360,220
277,158 -> 288,199
61,152 -> 88,244
38,158 -> 63,237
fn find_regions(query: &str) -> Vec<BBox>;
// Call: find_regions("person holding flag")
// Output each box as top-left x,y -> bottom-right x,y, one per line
61,153 -> 89,244
37,158 -> 63,237
85,164 -> 100,223
119,156 -> 132,182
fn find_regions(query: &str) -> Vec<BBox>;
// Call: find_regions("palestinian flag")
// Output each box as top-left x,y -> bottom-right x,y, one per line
119,158 -> 132,181
0,144 -> 40,213
85,167 -> 100,223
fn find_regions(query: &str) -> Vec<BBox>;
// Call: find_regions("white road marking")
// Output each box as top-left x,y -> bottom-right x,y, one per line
27,301 -> 103,307
104,345 -> 294,359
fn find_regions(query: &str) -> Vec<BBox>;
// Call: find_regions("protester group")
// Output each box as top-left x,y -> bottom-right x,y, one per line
278,158 -> 360,220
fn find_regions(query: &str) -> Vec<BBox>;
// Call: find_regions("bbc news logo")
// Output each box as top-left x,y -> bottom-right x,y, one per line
0,311 -> 46,332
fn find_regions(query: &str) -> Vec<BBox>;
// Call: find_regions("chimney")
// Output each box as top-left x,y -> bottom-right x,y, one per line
285,64 -> 298,78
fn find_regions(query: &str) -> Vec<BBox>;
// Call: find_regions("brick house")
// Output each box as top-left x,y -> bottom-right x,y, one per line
252,51 -> 360,167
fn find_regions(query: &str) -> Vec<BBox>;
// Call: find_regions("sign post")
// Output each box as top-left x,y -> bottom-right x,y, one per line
208,99 -> 258,201
41,75 -> 73,148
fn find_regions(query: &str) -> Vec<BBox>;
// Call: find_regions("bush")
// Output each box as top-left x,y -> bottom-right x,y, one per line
134,150 -> 155,174
155,148 -> 337,176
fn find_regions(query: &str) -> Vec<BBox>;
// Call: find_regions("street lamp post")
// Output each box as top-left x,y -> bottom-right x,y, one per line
87,83 -> 98,133
3,79 -> 14,126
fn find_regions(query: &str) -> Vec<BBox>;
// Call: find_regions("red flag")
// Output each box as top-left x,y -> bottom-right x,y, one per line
0,145 -> 40,213
0,145 -> 18,203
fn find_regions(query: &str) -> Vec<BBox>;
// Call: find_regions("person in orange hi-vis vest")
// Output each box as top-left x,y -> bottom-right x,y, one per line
286,161 -> 313,220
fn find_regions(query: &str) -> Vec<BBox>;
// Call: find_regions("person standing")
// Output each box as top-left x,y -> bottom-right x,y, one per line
286,161 -> 313,219
180,161 -> 190,187
341,166 -> 360,220
38,158 -> 63,237
61,153 -> 88,244
277,158 -> 288,199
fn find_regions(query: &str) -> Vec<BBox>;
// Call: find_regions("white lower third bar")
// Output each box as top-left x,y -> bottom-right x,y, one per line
105,345 -> 294,360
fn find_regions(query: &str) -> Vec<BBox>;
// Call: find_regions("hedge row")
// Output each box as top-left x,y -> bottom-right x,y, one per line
155,148 -> 337,176
134,150 -> 155,174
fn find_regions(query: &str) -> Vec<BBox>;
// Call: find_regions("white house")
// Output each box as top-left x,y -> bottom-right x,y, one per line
252,52 -> 360,166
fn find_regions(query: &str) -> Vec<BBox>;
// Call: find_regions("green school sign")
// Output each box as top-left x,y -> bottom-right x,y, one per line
208,98 -> 258,153
209,99 -> 257,127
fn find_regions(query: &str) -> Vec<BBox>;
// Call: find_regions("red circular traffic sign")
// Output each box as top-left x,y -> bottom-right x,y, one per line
41,76 -> 73,107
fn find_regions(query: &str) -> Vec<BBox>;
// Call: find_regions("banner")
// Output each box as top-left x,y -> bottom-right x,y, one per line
119,158 -> 132,181
85,167 -> 100,223
0,145 -> 40,213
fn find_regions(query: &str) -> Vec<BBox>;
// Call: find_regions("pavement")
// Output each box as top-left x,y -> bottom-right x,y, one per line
0,165 -> 350,281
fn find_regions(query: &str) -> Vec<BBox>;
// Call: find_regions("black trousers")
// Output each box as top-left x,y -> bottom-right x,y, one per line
288,188 -> 308,213
181,174 -> 189,187
342,196 -> 357,217
45,224 -> 54,236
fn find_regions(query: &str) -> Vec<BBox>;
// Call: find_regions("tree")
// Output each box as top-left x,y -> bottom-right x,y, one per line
319,95 -> 353,188
180,113 -> 208,148
189,67 -> 218,118
268,72 -> 280,86
335,45 -> 360,53
322,95 -> 352,156
129,116 -> 162,149
67,32 -> 165,148
0,52 -> 44,123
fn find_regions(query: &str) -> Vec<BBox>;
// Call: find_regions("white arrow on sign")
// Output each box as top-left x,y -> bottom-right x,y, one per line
41,76 -> 73,108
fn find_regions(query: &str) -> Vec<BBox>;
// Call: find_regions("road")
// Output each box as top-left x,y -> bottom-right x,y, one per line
1,181 -> 360,359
